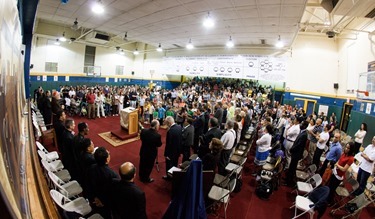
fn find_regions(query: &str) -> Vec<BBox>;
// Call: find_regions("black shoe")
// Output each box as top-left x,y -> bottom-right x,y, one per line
141,178 -> 154,183
162,176 -> 171,180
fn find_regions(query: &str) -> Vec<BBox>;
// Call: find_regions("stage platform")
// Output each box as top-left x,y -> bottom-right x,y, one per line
110,129 -> 138,140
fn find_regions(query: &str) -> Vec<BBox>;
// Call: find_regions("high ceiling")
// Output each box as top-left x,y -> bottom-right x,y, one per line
35,0 -> 375,51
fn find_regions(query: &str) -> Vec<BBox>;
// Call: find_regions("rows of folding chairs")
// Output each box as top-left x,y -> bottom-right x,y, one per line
31,104 -> 58,149
206,129 -> 255,219
36,140 -> 103,219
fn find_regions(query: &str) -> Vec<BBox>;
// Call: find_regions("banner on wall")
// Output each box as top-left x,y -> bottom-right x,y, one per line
163,55 -> 287,82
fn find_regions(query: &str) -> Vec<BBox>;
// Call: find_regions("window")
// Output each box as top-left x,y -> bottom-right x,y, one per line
116,65 -> 124,75
45,62 -> 58,72
84,45 -> 96,73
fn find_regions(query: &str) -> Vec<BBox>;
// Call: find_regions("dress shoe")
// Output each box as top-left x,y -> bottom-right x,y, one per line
141,178 -> 154,183
162,175 -> 171,180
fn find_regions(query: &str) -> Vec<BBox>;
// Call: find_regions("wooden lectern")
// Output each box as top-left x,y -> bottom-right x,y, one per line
120,107 -> 138,135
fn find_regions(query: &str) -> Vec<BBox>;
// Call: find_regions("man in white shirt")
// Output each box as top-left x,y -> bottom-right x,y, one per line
284,117 -> 302,168
218,120 -> 236,175
312,124 -> 330,169
353,136 -> 375,196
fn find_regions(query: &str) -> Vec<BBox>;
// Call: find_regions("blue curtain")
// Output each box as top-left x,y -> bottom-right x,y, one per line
162,160 -> 207,219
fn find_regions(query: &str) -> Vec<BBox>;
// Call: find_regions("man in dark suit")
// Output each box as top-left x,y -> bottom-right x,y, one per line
182,117 -> 194,162
88,147 -> 120,218
214,102 -> 223,127
163,116 -> 182,180
198,117 -> 222,158
61,118 -> 78,179
112,162 -> 147,219
53,110 -> 66,153
193,107 -> 205,153
139,119 -> 162,183
283,120 -> 309,187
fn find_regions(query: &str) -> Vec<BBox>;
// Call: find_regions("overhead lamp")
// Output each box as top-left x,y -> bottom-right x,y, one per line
120,49 -> 125,55
71,18 -> 79,30
226,36 -> 234,48
203,12 -> 215,28
133,49 -> 139,55
156,43 -> 163,52
59,32 -> 67,42
54,39 -> 60,45
186,39 -> 194,49
323,18 -> 331,27
275,35 -> 284,48
92,0 -> 104,14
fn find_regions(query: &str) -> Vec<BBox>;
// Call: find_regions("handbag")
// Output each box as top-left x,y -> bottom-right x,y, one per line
322,167 -> 332,185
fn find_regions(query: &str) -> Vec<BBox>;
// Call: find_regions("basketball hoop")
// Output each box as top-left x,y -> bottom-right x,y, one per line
356,90 -> 369,97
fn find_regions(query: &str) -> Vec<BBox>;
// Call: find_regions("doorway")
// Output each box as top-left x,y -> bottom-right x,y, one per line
294,98 -> 316,115
340,103 -> 353,132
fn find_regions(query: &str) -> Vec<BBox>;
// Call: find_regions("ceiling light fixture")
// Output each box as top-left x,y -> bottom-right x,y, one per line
92,0 -> 104,14
71,18 -> 79,31
323,18 -> 331,27
54,39 -> 60,46
203,12 -> 215,28
133,49 -> 139,55
120,49 -> 125,55
156,43 -> 163,52
186,39 -> 194,49
226,36 -> 234,48
59,32 -> 67,42
275,35 -> 284,48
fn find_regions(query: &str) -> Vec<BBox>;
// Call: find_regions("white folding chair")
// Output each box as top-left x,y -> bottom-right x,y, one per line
36,141 -> 59,160
296,164 -> 316,181
79,214 -> 104,219
50,190 -> 92,216
208,178 -> 236,219
48,171 -> 83,199
41,160 -> 71,182
295,174 -> 322,196
292,196 -> 315,219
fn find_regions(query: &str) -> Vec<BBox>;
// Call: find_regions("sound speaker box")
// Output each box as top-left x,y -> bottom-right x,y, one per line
334,83 -> 339,89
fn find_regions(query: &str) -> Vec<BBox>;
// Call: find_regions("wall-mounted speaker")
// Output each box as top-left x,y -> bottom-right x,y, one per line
131,71 -> 135,75
334,83 -> 339,89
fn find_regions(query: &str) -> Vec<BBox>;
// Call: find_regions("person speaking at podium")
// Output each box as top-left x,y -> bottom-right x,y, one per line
139,119 -> 162,183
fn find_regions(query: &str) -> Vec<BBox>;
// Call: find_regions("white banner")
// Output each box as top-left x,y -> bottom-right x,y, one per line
163,55 -> 287,82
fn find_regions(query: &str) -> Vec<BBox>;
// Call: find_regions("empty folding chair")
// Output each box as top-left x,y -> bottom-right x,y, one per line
48,171 -> 83,199
41,160 -> 71,182
50,189 -> 92,217
38,151 -> 65,170
36,141 -> 59,161
79,214 -> 104,219
295,174 -> 322,196
213,169 -> 235,188
297,150 -> 308,170
262,156 -> 281,172
296,164 -> 317,181
208,178 -> 236,219
332,177 -> 359,207
226,157 -> 247,177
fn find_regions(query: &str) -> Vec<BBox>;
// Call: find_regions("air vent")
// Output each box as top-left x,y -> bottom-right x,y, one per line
85,31 -> 110,44
365,7 -> 375,18
260,39 -> 266,45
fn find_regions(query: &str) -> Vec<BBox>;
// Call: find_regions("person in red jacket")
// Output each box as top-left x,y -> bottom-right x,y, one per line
86,89 -> 96,119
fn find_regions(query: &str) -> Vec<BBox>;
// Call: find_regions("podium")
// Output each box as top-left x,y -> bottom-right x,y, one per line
120,107 -> 138,135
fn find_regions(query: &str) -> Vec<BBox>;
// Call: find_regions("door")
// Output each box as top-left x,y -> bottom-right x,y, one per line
295,99 -> 304,109
306,101 -> 315,115
340,103 -> 353,132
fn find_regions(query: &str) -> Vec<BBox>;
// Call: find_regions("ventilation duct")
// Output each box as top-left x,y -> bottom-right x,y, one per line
322,0 -> 375,18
